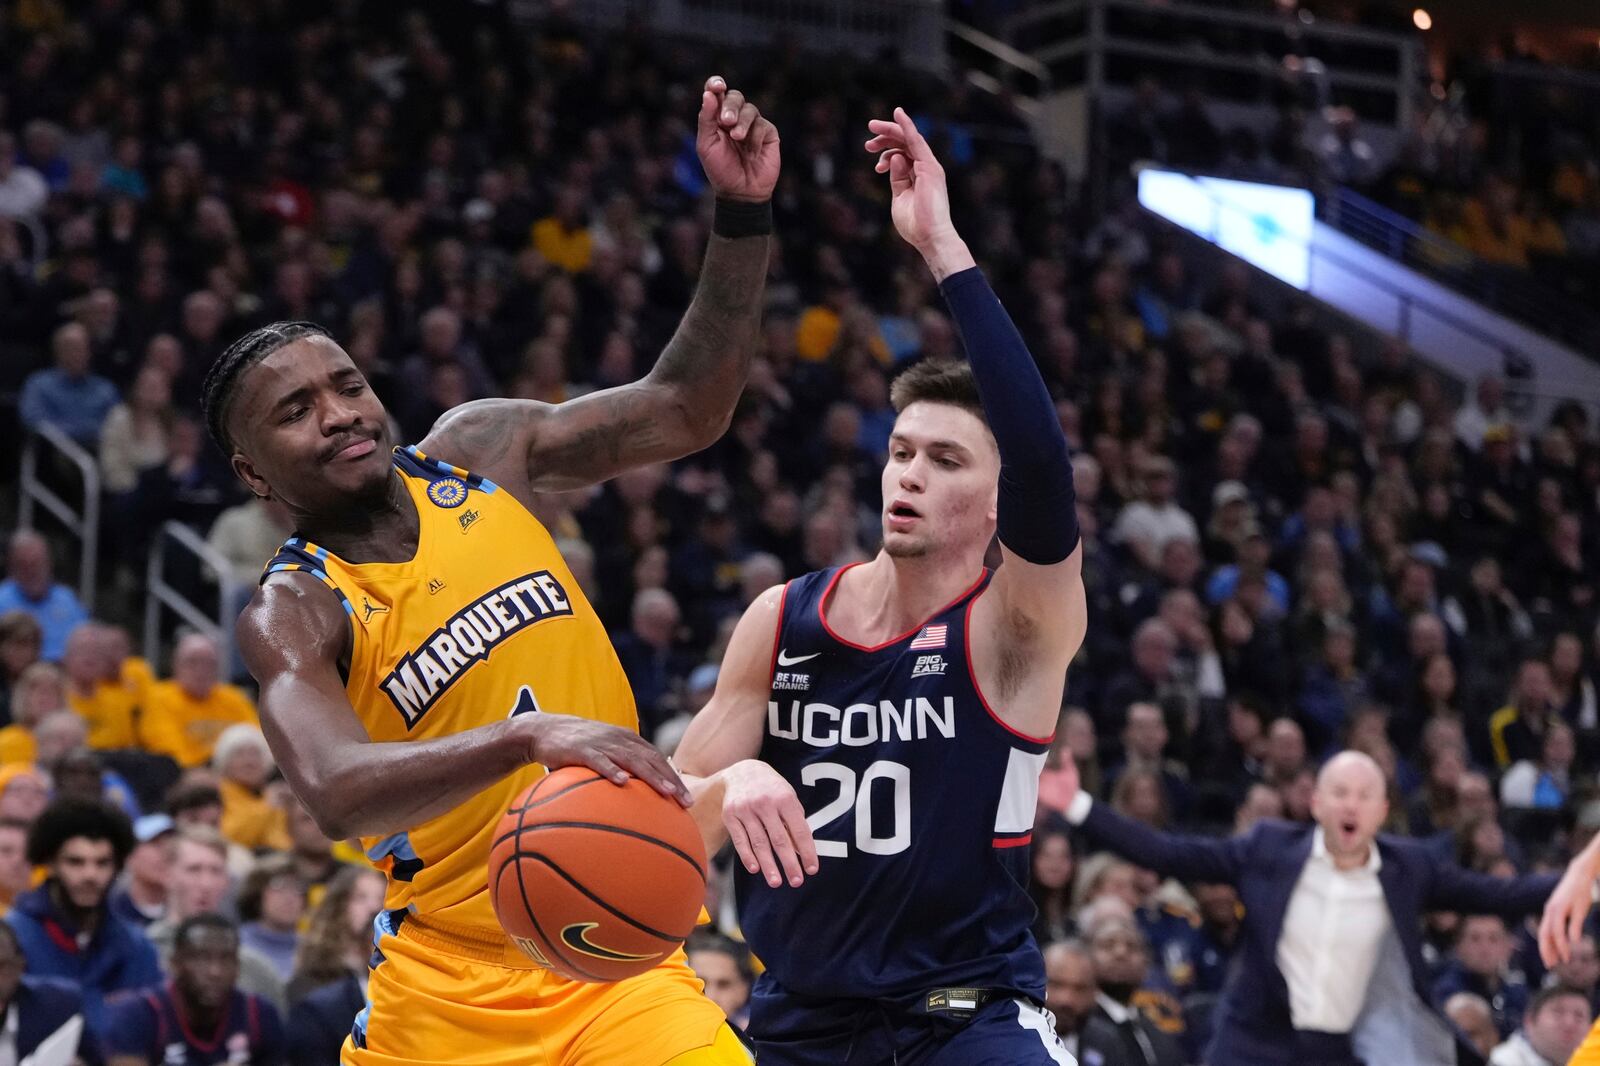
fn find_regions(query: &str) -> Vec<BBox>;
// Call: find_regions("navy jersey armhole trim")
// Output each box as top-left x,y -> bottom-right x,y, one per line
395,444 -> 501,494
962,584 -> 1054,749
260,540 -> 355,684
767,581 -> 790,688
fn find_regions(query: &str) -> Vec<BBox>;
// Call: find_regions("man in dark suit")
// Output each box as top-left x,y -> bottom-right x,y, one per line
1061,749 -> 1558,1066
1044,939 -> 1139,1066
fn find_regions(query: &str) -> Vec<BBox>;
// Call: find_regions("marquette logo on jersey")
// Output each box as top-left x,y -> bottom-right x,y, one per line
427,476 -> 469,509
768,697 -> 956,747
380,571 -> 574,728
910,654 -> 946,677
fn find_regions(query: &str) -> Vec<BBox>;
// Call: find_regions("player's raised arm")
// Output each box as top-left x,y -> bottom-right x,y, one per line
865,108 -> 1087,733
674,585 -> 819,889
422,76 -> 779,495
238,572 -> 688,841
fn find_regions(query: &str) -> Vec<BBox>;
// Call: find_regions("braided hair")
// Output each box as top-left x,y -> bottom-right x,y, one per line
200,321 -> 332,454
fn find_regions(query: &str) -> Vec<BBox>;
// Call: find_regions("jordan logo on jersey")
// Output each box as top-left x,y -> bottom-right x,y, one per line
380,570 -> 574,728
361,596 -> 390,624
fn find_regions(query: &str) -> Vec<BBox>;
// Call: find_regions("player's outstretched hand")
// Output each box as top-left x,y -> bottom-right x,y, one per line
697,75 -> 781,204
1540,847 -> 1598,966
722,759 -> 818,889
864,107 -> 955,254
524,712 -> 691,807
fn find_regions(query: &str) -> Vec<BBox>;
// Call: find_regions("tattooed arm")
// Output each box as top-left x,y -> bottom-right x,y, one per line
421,77 -> 780,498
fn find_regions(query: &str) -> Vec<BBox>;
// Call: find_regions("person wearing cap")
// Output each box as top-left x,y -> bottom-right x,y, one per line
1112,456 -> 1200,573
109,813 -> 174,930
1205,480 -> 1258,564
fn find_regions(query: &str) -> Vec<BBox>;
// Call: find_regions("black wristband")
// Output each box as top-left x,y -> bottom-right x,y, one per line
713,198 -> 773,239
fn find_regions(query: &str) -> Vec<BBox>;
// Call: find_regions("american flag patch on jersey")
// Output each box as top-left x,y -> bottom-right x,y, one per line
909,624 -> 948,650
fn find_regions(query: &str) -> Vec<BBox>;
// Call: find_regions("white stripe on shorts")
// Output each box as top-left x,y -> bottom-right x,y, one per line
1013,999 -> 1077,1065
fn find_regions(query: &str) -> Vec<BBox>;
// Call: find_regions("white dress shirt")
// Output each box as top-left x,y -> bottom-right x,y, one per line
1277,828 -> 1391,1033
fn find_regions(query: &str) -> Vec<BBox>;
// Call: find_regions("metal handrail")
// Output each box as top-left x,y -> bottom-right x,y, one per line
1009,0 -> 1415,50
1329,187 -> 1600,353
18,425 -> 100,611
945,18 -> 1051,97
1136,164 -> 1535,373
143,521 -> 240,669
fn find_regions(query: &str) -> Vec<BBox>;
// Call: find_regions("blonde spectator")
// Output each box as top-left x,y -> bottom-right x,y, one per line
33,709 -> 89,768
140,633 -> 256,766
0,662 -> 67,765
0,765 -> 49,823
62,623 -> 137,750
213,724 -> 289,851
97,363 -> 173,494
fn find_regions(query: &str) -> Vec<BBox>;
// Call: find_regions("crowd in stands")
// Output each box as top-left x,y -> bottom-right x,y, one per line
0,0 -> 1598,1062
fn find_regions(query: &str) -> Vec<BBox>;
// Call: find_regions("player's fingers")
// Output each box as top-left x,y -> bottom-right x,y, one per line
697,90 -> 719,137
587,752 -> 629,786
779,796 -> 819,875
893,106 -> 932,160
733,102 -> 760,142
719,89 -> 746,129
724,814 -> 760,876
738,811 -> 783,887
612,738 -> 691,805
888,151 -> 913,192
1568,902 -> 1585,962
757,806 -> 805,887
704,74 -> 727,96
867,118 -> 902,136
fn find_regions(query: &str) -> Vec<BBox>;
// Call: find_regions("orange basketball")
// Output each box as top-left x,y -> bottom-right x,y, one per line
488,766 -> 707,982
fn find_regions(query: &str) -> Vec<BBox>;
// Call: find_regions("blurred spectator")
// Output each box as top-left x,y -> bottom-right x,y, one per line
287,865 -> 386,1005
5,798 -> 158,1036
0,132 -> 47,220
1499,720 -> 1574,811
0,661 -> 66,765
63,624 -> 136,752
1081,909 -> 1186,1066
0,613 -> 43,720
611,589 -> 692,738
206,497 -> 292,589
20,322 -> 118,448
237,853 -> 306,984
1487,984 -> 1592,1066
109,813 -> 175,930
140,634 -> 256,768
214,725 -> 289,853
97,364 -> 173,496
1112,456 -> 1199,574
102,914 -> 285,1065
685,929 -> 753,1029
1106,703 -> 1193,818
1448,991 -> 1503,1060
286,866 -> 386,1064
1490,658 -> 1556,770
1043,938 -> 1128,1065
0,532 -> 88,662
145,827 -> 284,1012
1433,914 -> 1531,1039
1031,827 -> 1078,946
1454,376 -> 1514,454
0,765 -> 49,825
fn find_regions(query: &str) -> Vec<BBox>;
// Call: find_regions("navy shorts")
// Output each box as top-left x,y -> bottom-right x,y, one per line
747,975 -> 1075,1065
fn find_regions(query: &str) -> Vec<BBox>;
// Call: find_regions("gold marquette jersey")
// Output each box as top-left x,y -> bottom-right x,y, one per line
263,446 -> 637,933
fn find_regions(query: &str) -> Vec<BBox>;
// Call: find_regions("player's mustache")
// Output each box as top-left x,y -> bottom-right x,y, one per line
319,426 -> 381,462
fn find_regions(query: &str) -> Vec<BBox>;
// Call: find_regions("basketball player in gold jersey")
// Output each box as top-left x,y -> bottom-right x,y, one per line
208,77 -> 777,1066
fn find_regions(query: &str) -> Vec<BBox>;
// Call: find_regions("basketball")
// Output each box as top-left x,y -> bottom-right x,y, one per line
488,766 -> 708,983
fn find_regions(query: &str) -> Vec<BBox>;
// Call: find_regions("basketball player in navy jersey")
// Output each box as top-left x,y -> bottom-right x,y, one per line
675,107 -> 1085,1065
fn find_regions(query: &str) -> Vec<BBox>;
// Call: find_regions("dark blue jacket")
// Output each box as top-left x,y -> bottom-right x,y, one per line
286,972 -> 365,1066
1077,802 -> 1558,1065
5,884 -> 161,1037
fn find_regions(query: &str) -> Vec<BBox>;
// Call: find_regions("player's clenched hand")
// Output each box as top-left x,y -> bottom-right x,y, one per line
864,107 -> 955,254
722,759 -> 818,889
1539,850 -> 1598,966
523,713 -> 691,806
697,75 -> 781,203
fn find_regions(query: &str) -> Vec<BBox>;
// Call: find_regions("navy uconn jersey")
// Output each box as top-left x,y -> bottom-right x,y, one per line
740,564 -> 1052,1003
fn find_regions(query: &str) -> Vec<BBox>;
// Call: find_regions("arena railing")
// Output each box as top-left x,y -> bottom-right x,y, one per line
1326,187 -> 1600,355
513,0 -> 947,72
143,520 -> 240,673
18,424 -> 100,613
